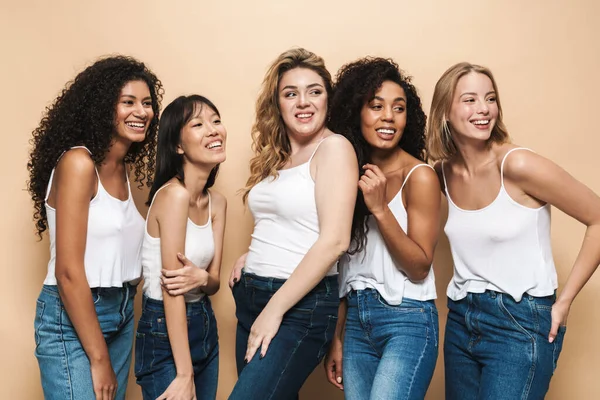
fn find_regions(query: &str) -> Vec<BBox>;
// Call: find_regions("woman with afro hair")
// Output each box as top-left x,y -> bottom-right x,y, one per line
325,58 -> 441,400
28,55 -> 163,400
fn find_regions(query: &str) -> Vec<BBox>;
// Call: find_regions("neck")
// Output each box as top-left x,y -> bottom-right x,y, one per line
371,147 -> 403,174
182,162 -> 212,204
453,136 -> 495,175
287,125 -> 328,155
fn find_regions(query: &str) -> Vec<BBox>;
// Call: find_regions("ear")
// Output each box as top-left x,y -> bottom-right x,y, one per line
176,144 -> 184,155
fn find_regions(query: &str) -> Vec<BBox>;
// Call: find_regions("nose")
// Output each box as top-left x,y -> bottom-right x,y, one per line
133,102 -> 148,119
297,92 -> 309,108
382,105 -> 394,121
477,100 -> 489,115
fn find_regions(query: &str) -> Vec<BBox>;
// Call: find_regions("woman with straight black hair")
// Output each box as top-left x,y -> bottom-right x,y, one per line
134,95 -> 227,400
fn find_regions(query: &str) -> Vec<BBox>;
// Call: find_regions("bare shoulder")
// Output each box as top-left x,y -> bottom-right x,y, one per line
317,133 -> 354,155
154,181 -> 190,210
208,189 -> 227,213
405,163 -> 440,192
499,144 -> 553,181
55,148 -> 96,180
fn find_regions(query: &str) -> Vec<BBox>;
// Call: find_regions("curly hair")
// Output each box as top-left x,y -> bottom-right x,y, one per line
427,62 -> 510,161
329,57 -> 427,254
27,55 -> 163,238
241,48 -> 333,203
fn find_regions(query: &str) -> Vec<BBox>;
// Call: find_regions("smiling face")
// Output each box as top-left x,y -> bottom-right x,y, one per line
360,80 -> 407,152
114,80 -> 154,144
278,67 -> 328,140
177,102 -> 227,167
448,72 -> 499,142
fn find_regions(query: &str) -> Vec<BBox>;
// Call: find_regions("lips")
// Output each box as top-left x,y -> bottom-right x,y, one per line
125,121 -> 147,132
295,112 -> 314,122
471,119 -> 490,129
206,140 -> 223,150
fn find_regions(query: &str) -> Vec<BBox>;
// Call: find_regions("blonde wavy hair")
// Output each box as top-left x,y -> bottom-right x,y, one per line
427,62 -> 510,161
241,48 -> 333,202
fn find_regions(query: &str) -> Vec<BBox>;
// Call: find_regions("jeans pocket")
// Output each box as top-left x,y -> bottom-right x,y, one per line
34,299 -> 46,349
553,326 -> 567,372
134,332 -> 145,377
497,294 -> 535,341
376,294 -> 424,313
92,291 -> 101,305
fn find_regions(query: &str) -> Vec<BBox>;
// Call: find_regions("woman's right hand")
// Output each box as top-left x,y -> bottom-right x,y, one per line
90,358 -> 117,399
228,252 -> 247,288
156,374 -> 196,400
324,336 -> 344,390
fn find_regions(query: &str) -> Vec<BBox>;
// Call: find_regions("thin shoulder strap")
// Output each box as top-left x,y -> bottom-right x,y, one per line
308,134 -> 337,164
45,146 -> 97,201
500,147 -> 533,187
400,164 -> 434,192
440,160 -> 449,193
147,183 -> 174,215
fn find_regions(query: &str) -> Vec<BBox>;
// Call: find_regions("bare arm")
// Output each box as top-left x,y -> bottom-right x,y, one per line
324,298 -> 347,390
506,150 -> 600,341
362,164 -> 441,281
154,185 -> 195,396
53,149 -> 116,399
245,135 -> 358,361
202,191 -> 227,295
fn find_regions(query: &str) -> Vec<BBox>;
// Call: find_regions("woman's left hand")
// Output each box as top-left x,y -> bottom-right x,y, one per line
549,298 -> 571,343
245,307 -> 283,363
161,253 -> 209,296
359,164 -> 388,216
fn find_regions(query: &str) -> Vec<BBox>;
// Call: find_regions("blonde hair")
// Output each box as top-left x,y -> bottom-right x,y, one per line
241,48 -> 333,202
427,62 -> 510,161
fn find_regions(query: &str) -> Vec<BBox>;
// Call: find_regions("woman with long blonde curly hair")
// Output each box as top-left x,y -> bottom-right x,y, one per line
228,48 -> 358,399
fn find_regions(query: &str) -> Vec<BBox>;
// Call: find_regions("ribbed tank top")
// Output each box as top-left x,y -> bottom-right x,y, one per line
244,135 -> 338,279
43,146 -> 145,287
339,164 -> 437,305
443,148 -> 557,302
141,183 -> 214,303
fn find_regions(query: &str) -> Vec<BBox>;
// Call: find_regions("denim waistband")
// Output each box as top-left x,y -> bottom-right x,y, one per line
346,288 -> 436,305
241,270 -> 338,296
42,283 -> 137,298
460,290 -> 556,302
141,294 -> 210,313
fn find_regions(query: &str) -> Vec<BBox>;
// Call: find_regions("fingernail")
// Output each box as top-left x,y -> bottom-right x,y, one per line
549,337 -> 554,343
259,354 -> 264,360
336,377 -> 342,384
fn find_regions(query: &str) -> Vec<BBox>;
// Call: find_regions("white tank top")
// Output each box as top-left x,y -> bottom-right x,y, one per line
338,164 -> 437,305
443,148 -> 557,302
244,136 -> 338,279
44,146 -> 145,287
141,184 -> 215,303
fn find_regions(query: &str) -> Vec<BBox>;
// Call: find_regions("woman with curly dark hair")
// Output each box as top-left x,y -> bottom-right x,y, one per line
28,55 -> 162,400
325,58 -> 441,400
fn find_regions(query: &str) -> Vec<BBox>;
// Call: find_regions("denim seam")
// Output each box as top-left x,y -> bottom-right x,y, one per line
134,332 -> 145,377
404,325 -> 429,399
497,294 -> 536,399
265,293 -> 316,400
58,301 -> 74,400
35,300 -> 46,349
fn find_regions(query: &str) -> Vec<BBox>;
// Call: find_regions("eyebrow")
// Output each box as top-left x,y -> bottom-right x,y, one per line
372,95 -> 406,102
120,94 -> 153,101
280,83 -> 324,91
460,91 -> 496,97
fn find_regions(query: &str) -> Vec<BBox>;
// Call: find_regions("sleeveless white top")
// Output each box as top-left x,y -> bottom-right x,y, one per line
44,146 -> 145,287
141,184 -> 215,303
443,148 -> 557,302
244,136 -> 338,279
339,164 -> 437,305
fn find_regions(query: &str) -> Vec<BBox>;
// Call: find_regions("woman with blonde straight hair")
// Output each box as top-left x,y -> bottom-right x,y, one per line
228,48 -> 358,399
429,62 -> 600,399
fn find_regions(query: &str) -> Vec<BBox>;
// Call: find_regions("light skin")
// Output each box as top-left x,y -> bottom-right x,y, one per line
323,80 -> 441,389
229,67 -> 358,364
147,104 -> 227,400
48,80 -> 153,400
436,71 -> 600,343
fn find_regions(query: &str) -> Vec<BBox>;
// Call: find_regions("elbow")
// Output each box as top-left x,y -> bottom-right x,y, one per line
405,261 -> 432,282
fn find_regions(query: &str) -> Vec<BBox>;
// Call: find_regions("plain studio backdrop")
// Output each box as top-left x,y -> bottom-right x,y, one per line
1,0 -> 598,398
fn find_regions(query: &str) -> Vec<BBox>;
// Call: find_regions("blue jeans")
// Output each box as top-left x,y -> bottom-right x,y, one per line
343,289 -> 439,400
229,271 -> 339,400
134,295 -> 219,400
34,283 -> 136,400
444,291 -> 567,400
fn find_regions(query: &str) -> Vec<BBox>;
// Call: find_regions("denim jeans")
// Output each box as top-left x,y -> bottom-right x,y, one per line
34,283 -> 136,400
444,291 -> 567,400
342,289 -> 438,400
229,271 -> 339,400
134,295 -> 219,400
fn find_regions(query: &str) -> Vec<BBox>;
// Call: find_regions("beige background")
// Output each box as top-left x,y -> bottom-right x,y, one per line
1,0 -> 599,398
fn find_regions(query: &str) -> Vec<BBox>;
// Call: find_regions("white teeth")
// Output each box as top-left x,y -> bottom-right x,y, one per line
207,141 -> 222,149
126,122 -> 145,128
297,113 -> 313,118
472,120 -> 489,125
376,129 -> 395,134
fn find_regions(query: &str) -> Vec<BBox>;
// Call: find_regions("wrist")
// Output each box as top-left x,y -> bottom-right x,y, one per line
555,294 -> 574,306
371,206 -> 390,220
